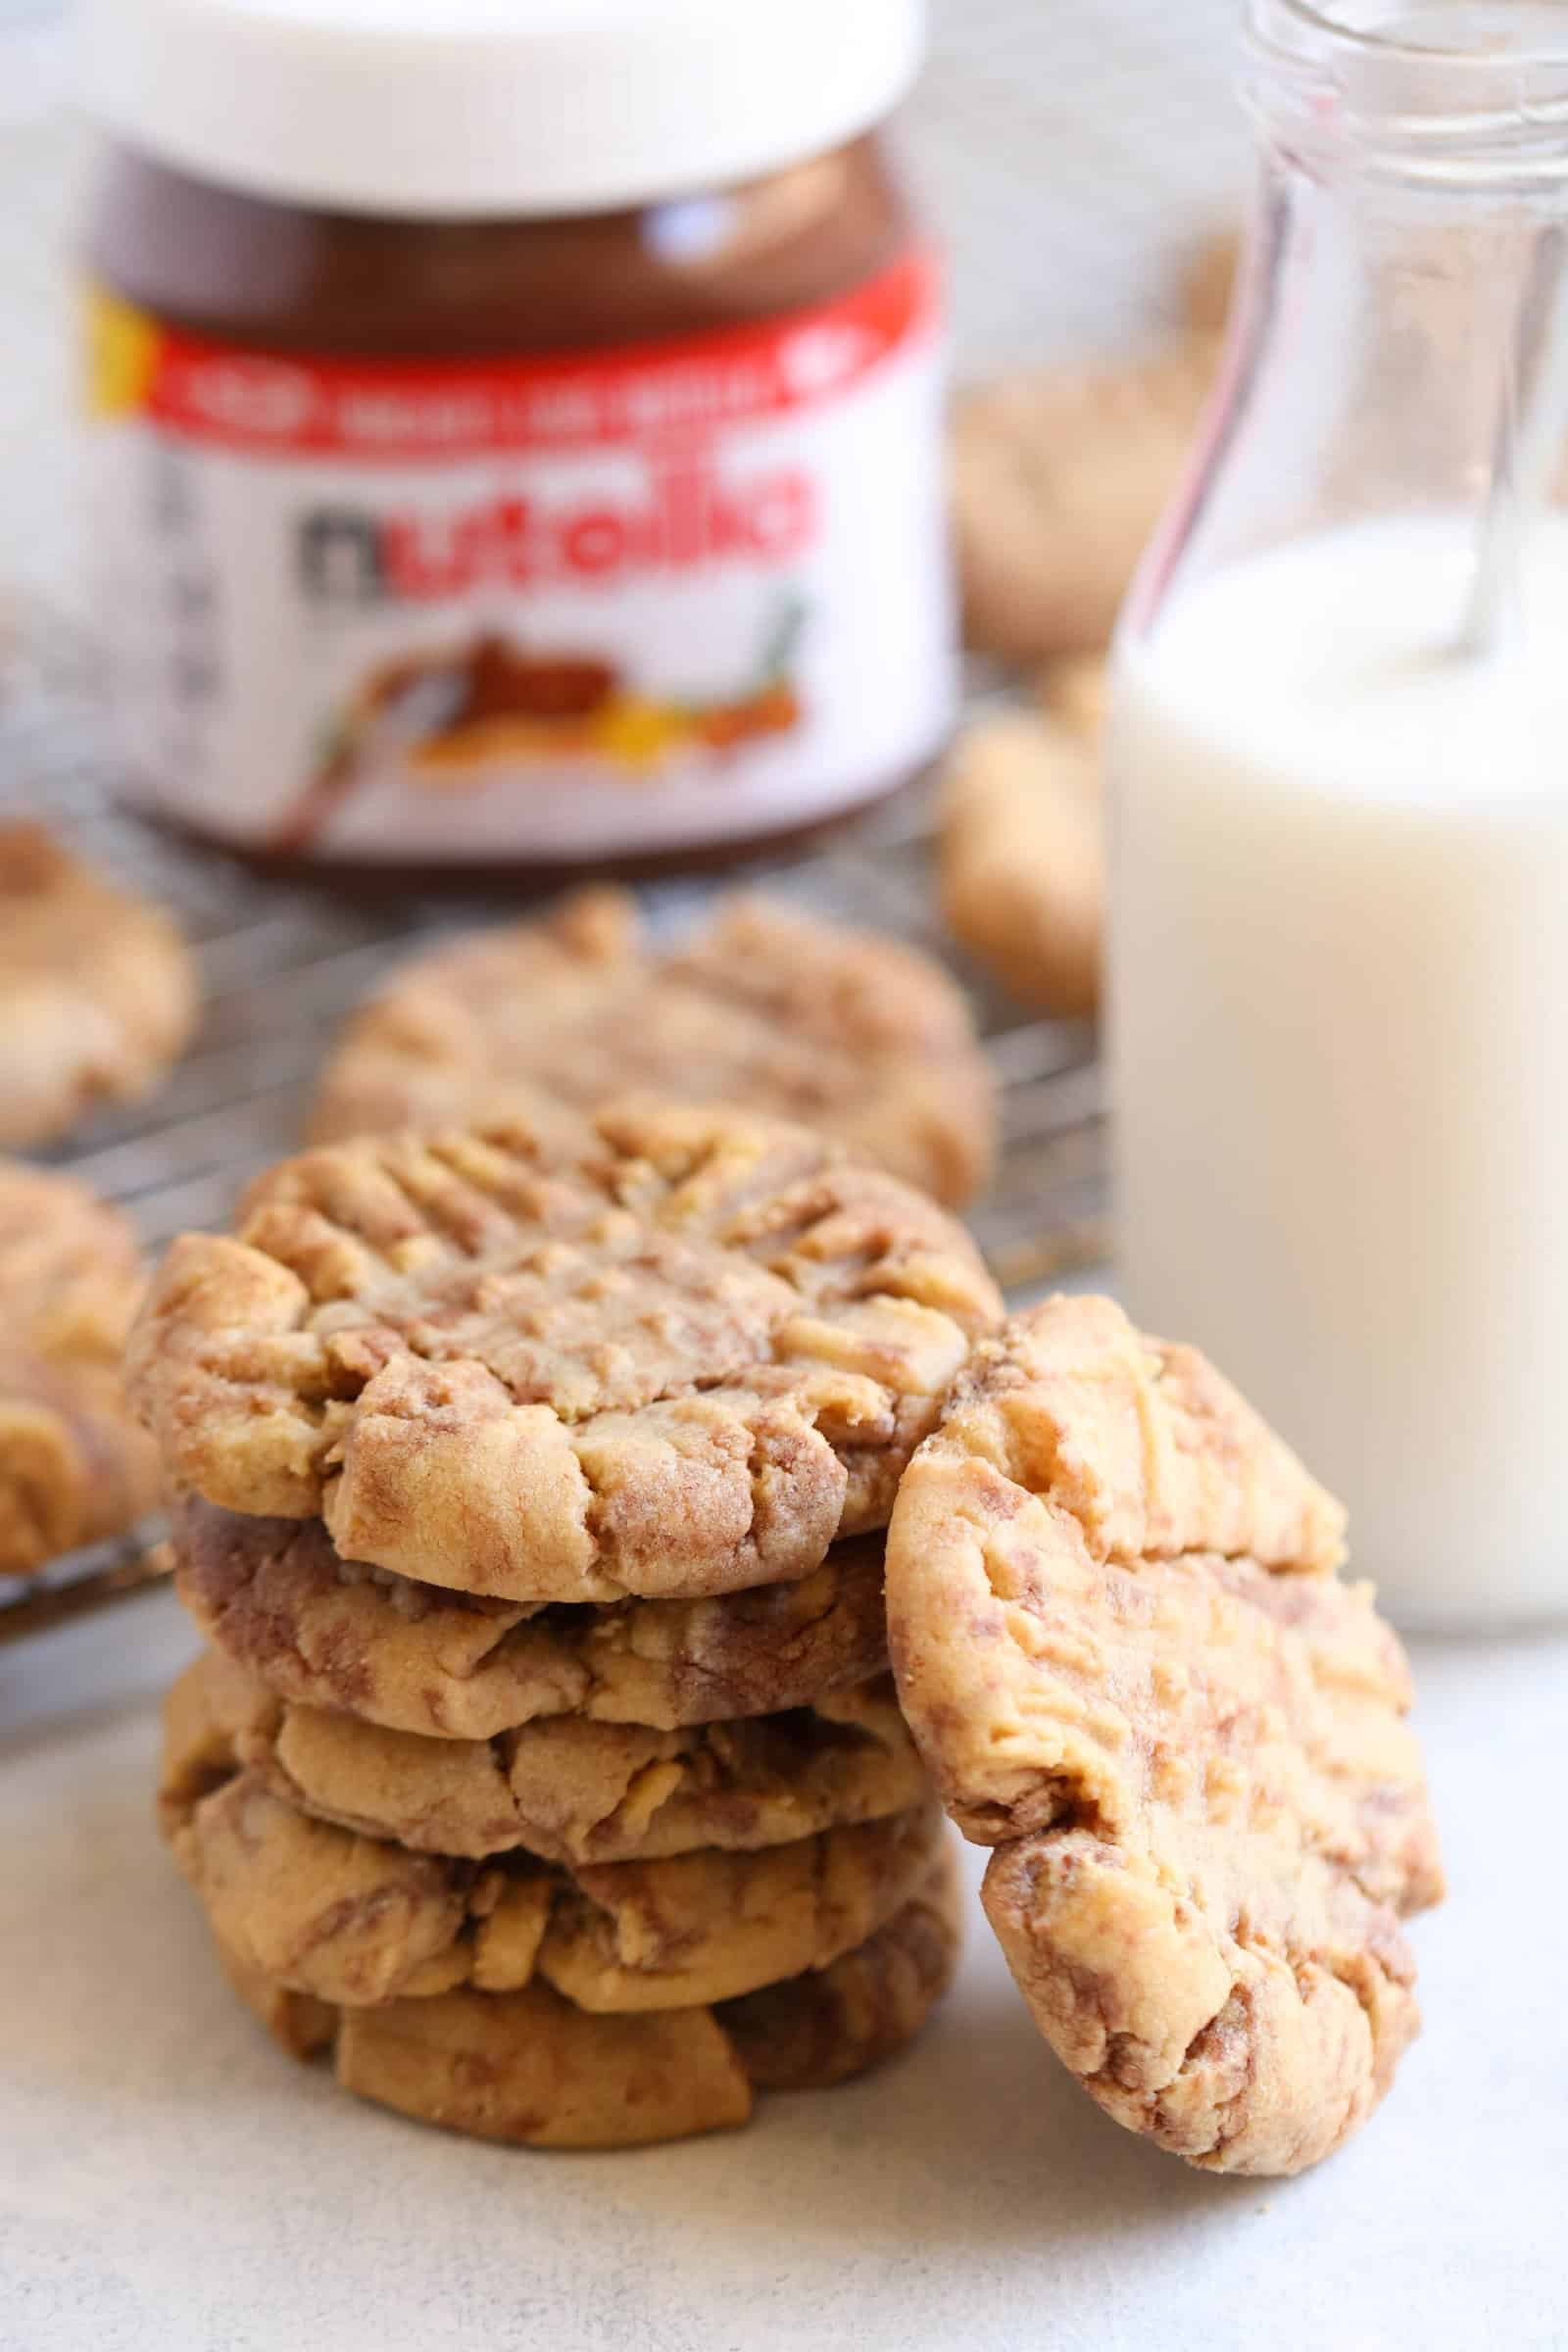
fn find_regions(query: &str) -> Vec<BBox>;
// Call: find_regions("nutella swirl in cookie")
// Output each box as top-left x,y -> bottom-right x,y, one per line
0,823 -> 196,1149
128,1102 -> 1003,1606
220,1849 -> 962,2150
165,1645 -> 928,1867
886,1296 -> 1444,2179
161,1696 -> 947,2017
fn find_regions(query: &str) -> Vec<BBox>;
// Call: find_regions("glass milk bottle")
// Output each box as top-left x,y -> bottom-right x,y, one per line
1110,0 -> 1568,1628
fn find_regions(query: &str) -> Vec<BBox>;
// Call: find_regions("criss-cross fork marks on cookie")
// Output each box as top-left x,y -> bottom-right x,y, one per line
128,1102 -> 1003,1607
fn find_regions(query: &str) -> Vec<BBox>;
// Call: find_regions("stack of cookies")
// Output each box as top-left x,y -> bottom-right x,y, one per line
130,1101 -> 1004,2149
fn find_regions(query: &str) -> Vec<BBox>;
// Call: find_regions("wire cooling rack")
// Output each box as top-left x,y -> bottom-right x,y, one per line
0,0 -> 1248,1639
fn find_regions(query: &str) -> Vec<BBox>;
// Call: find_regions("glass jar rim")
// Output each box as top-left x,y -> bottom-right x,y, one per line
1265,0 -> 1568,65
1247,0 -> 1568,178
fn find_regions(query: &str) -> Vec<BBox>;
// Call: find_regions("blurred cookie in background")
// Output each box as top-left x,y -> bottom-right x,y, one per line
1034,653 -> 1107,745
0,1159 -> 159,1576
310,889 -> 999,1209
940,709 -> 1102,1021
950,334 -> 1217,664
0,823 -> 197,1147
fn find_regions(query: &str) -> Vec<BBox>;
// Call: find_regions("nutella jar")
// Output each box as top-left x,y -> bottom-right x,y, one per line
79,0 -> 954,870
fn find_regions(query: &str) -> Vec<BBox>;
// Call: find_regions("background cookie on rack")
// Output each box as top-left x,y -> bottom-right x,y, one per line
0,1158 -> 161,1576
941,709 -> 1102,1019
309,888 -> 999,1211
951,335 -> 1217,663
0,821 -> 196,1148
165,1646 -> 930,1866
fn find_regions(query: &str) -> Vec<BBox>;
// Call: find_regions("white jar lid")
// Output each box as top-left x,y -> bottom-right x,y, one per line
79,0 -> 925,220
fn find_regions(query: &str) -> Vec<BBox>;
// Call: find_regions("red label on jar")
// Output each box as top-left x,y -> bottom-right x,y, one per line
84,249 -> 954,863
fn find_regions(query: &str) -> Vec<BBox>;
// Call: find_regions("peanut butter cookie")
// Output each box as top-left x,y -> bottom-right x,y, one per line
941,710 -> 1102,1018
1035,654 -> 1106,744
164,1645 -> 927,1865
163,1739 -> 946,2013
0,1159 -> 161,1575
952,338 -> 1215,662
886,1295 -> 1445,2178
129,1104 -> 1003,1604
217,1849 -> 960,2147
173,1498 -> 892,1740
310,888 -> 997,1209
0,823 -> 197,1147
1183,228 -> 1240,336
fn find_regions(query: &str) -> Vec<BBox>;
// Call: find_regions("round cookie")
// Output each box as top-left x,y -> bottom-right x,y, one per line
885,1295 -> 1446,2179
310,887 -> 998,1210
1182,228 -> 1240,336
172,1498 -> 892,1740
163,1738 -> 947,2015
951,337 -> 1216,662
128,1103 -> 1003,1604
217,1850 -> 961,2148
0,1159 -> 161,1575
166,1645 -> 928,1865
0,822 -> 197,1148
941,710 -> 1102,1018
1034,654 -> 1106,745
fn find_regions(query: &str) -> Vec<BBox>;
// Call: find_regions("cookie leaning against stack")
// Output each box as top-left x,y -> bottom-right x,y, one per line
129,1102 -> 1003,2148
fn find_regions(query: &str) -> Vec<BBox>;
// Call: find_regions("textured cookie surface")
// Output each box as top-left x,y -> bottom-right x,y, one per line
886,1295 -> 1444,2177
166,1645 -> 927,1864
129,1103 -> 1002,1603
941,710 -> 1102,1018
952,339 -> 1215,662
216,1850 -> 961,2148
311,888 -> 997,1209
173,1498 -> 892,1740
162,1717 -> 946,2015
0,1158 -> 162,1575
0,823 -> 197,1148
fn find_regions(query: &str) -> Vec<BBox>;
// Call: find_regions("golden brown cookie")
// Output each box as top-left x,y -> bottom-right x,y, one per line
173,1498 -> 892,1740
128,1103 -> 1003,1604
952,337 -> 1215,662
310,887 -> 998,1210
217,1850 -> 961,2147
164,1644 -> 928,1865
941,710 -> 1102,1018
1034,654 -> 1107,744
164,1746 -> 946,2014
1182,228 -> 1240,336
0,1159 -> 162,1576
0,823 -> 197,1148
885,1296 -> 1445,2178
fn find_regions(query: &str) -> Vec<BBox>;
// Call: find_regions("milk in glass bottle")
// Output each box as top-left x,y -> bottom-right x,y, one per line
1110,0 -> 1568,1627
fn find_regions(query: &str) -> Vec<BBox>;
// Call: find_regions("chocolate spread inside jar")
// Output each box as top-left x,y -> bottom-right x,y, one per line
80,0 -> 955,879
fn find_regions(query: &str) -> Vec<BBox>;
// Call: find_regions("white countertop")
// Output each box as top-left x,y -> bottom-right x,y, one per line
3,1591 -> 1564,2352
